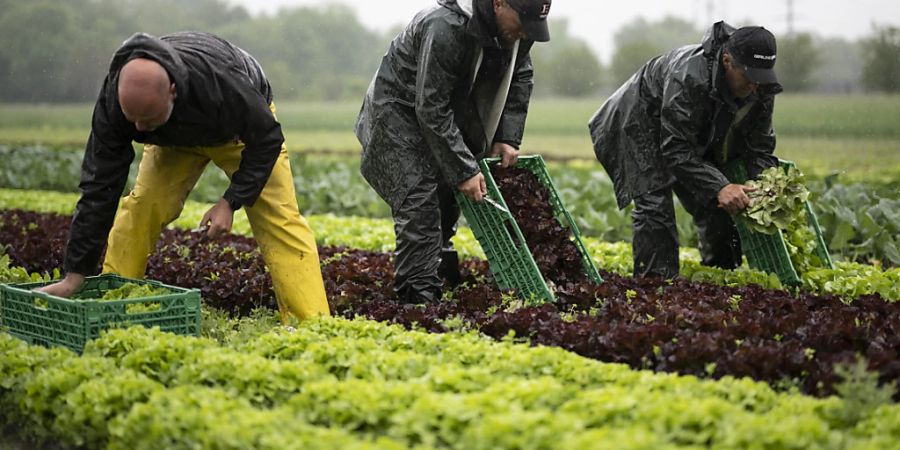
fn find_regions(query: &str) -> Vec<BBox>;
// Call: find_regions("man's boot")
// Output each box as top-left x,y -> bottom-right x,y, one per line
397,285 -> 441,305
437,248 -> 461,289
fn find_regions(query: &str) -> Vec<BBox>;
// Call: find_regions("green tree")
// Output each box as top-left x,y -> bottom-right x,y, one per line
530,19 -> 603,97
58,1 -> 137,101
812,37 -> 863,93
0,0 -> 251,102
0,0 -> 81,101
0,0 -> 387,102
609,40 -> 663,87
609,16 -> 701,86
109,0 -> 250,34
777,33 -> 819,92
860,25 -> 900,93
218,4 -> 385,100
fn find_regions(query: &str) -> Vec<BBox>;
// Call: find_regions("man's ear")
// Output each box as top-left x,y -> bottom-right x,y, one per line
169,83 -> 177,99
722,52 -> 733,70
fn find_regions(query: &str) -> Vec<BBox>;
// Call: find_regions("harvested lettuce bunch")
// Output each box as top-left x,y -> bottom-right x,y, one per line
741,165 -> 810,235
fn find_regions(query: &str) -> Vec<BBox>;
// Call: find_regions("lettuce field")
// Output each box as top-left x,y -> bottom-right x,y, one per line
1,96 -> 899,448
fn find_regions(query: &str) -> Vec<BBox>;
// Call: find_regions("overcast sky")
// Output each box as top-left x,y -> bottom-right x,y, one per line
230,0 -> 898,62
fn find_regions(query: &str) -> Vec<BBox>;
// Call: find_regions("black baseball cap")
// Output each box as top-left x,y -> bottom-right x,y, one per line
726,26 -> 778,85
507,0 -> 552,42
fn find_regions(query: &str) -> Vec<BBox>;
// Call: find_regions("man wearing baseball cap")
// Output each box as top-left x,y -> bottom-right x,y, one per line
589,22 -> 783,279
355,0 -> 551,304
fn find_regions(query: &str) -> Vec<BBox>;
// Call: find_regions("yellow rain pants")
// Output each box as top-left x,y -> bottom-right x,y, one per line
102,104 -> 330,323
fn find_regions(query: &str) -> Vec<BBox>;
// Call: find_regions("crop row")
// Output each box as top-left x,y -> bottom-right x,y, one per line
2,188 -> 897,299
1,317 -> 898,449
1,145 -> 897,266
2,208 -> 898,399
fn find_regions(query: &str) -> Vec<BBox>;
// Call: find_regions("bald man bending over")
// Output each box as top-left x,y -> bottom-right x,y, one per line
38,32 -> 330,323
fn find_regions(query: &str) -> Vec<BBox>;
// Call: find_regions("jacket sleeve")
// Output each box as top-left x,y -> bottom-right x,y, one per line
222,76 -> 284,209
414,19 -> 481,188
659,77 -> 730,205
64,89 -> 135,275
741,96 -> 779,179
494,45 -> 535,148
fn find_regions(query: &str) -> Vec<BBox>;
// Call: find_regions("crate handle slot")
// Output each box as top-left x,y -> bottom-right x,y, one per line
31,290 -> 51,310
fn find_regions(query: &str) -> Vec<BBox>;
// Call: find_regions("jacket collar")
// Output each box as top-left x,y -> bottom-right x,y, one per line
711,49 -> 739,105
701,21 -> 736,57
440,0 -> 502,48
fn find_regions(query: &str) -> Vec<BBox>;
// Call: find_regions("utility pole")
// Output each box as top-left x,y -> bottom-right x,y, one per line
787,0 -> 795,36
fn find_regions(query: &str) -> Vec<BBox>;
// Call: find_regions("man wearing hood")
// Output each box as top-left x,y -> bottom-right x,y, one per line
589,23 -> 783,279
37,32 -> 330,323
355,0 -> 552,304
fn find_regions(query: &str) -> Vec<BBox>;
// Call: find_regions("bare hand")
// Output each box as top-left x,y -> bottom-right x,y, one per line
717,183 -> 757,214
489,142 -> 519,168
34,273 -> 85,299
458,173 -> 487,202
199,198 -> 235,238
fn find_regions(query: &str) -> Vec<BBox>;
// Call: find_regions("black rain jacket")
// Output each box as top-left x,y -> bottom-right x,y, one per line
589,21 -> 782,210
354,0 -> 535,209
65,31 -> 282,275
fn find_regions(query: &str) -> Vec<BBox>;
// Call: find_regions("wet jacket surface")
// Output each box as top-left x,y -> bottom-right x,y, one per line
66,31 -> 282,274
354,0 -> 535,209
589,21 -> 781,210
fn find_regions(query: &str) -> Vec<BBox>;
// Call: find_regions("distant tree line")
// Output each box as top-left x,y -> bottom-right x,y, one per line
0,0 -> 387,102
604,16 -> 899,95
0,0 -> 896,103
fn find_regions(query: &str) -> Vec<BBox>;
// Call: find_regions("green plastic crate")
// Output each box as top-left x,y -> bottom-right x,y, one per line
724,159 -> 834,285
0,274 -> 201,353
456,155 -> 602,302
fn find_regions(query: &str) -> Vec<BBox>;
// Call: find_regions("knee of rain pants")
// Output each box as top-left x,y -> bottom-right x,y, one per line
391,167 -> 462,303
436,180 -> 461,287
631,187 -> 679,279
103,143 -> 209,279
672,183 -> 742,270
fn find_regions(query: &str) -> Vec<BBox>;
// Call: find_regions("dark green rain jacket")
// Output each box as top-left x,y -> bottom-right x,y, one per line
354,0 -> 535,209
589,21 -> 782,210
65,32 -> 282,275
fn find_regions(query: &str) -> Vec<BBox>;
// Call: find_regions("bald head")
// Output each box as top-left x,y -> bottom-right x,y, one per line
118,58 -> 176,132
